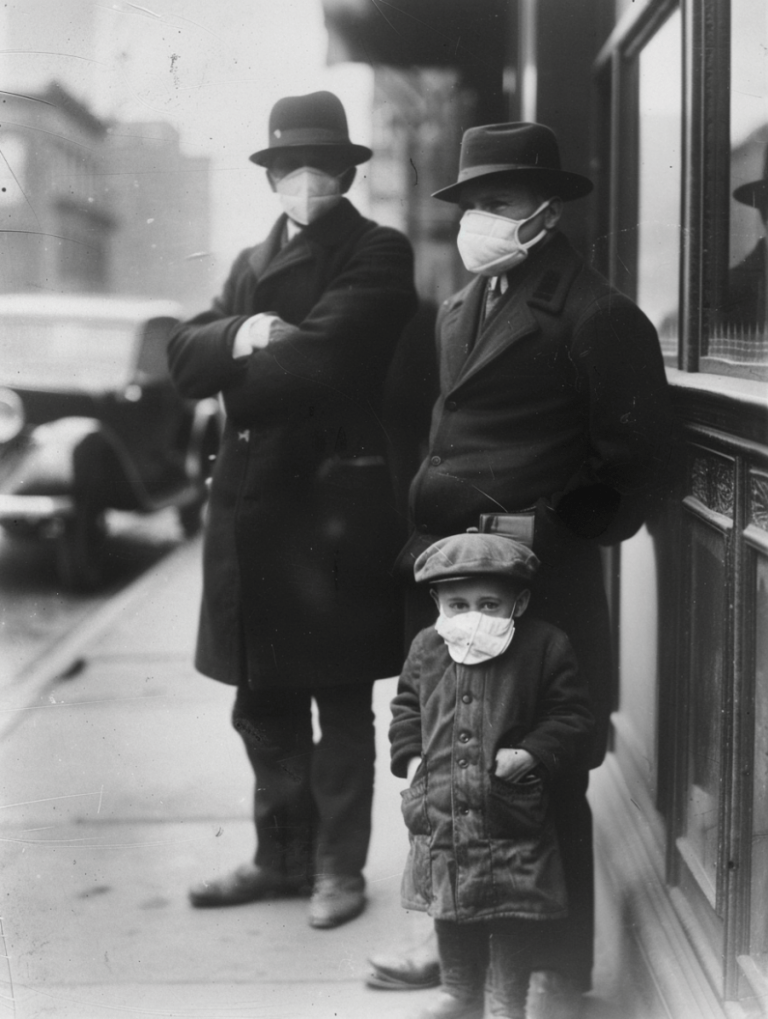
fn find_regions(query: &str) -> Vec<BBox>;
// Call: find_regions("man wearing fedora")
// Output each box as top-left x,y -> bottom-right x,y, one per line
723,148 -> 768,329
168,91 -> 417,929
368,122 -> 672,1015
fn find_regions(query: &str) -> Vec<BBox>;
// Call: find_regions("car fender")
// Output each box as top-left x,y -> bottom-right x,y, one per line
0,416 -> 102,497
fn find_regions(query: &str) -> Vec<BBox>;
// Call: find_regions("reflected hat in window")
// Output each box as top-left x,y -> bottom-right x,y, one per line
249,91 -> 372,167
432,121 -> 594,204
733,145 -> 768,210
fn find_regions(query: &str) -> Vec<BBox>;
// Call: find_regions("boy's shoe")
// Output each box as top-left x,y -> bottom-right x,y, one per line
406,990 -> 484,1019
188,863 -> 310,908
526,970 -> 583,1019
366,931 -> 441,989
308,874 -> 366,928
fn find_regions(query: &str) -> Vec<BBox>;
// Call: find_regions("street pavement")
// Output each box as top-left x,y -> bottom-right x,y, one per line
0,538 -> 434,1019
0,537 -> 646,1019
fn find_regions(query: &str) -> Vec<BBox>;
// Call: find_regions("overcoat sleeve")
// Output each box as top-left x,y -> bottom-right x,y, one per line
548,297 -> 675,545
166,248 -> 253,399
515,631 -> 595,777
221,226 -> 417,424
389,631 -> 428,778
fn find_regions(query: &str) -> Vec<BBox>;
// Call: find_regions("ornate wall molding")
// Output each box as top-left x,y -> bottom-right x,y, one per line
691,454 -> 735,517
749,474 -> 768,532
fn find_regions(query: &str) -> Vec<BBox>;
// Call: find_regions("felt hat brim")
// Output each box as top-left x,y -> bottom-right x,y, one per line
250,140 -> 372,167
733,179 -> 768,208
432,165 -> 594,204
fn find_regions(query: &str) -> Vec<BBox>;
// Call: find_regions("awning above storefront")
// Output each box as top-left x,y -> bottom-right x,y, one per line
321,0 -> 508,72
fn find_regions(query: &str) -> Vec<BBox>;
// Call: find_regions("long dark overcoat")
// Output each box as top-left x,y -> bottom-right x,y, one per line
167,199 -> 418,689
406,231 -> 673,763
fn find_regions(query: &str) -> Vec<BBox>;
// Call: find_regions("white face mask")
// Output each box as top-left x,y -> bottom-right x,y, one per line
456,201 -> 550,276
435,608 -> 517,665
273,166 -> 343,225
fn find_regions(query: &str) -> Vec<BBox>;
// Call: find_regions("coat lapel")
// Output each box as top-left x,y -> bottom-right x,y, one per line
247,198 -> 366,290
248,216 -> 314,287
439,277 -> 485,392
447,233 -> 583,392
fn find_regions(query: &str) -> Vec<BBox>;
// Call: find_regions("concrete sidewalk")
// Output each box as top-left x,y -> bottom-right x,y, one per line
0,538 -> 646,1019
0,538 -> 432,1019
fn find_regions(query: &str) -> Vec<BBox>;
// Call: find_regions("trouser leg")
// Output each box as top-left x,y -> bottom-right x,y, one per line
434,919 -> 489,1007
311,682 -> 375,877
232,685 -> 316,885
485,918 -> 550,1019
549,771 -> 594,991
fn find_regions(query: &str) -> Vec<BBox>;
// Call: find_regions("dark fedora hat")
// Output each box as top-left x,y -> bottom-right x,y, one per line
733,144 -> 768,210
432,121 -> 593,204
249,90 -> 372,167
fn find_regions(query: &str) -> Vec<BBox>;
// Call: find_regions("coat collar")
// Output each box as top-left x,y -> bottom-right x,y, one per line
443,232 -> 583,392
247,198 -> 366,285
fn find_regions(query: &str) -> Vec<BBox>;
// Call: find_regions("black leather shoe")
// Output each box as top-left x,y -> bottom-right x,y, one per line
189,863 -> 311,908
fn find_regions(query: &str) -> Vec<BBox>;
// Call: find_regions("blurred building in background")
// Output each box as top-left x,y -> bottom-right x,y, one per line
0,82 -> 115,294
0,83 -> 212,309
103,121 -> 212,313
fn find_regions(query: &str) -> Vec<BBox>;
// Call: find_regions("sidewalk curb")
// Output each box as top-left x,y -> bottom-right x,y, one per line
1,538 -> 200,738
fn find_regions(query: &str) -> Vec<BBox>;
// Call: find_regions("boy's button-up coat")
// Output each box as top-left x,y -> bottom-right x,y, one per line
390,617 -> 594,922
168,199 -> 418,689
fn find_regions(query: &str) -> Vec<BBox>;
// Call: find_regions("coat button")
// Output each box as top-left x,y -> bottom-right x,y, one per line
461,693 -> 472,704
458,732 -> 470,743
446,400 -> 458,412
460,807 -> 470,815
458,758 -> 468,768
430,455 -> 442,466
419,523 -> 429,532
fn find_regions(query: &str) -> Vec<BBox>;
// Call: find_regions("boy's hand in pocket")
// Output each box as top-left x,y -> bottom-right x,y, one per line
494,748 -> 536,781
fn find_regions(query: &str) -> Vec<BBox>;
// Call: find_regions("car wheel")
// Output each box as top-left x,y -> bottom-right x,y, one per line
56,504 -> 108,591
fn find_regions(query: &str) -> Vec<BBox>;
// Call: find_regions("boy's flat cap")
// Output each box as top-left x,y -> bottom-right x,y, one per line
414,533 -> 540,585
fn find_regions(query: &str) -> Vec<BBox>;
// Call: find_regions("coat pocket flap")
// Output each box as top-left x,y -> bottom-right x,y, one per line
400,776 -> 430,835
487,772 -> 549,838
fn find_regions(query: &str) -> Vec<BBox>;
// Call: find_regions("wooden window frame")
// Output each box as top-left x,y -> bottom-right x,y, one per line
594,0 -> 768,1005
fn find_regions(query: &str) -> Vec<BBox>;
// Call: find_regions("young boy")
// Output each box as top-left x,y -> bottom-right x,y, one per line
389,532 -> 594,1019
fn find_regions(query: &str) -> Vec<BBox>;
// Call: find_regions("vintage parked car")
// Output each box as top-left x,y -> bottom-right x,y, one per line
0,294 -> 221,590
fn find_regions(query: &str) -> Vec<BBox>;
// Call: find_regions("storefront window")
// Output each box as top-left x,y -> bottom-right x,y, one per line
636,9 -> 682,361
706,0 -> 768,372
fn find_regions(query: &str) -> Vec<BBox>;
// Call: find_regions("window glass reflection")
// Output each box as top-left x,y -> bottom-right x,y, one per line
637,9 -> 682,362
710,0 -> 768,368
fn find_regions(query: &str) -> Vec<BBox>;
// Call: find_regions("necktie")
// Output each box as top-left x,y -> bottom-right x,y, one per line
483,276 -> 504,322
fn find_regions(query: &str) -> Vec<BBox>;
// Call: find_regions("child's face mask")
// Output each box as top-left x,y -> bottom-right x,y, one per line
435,607 -> 517,665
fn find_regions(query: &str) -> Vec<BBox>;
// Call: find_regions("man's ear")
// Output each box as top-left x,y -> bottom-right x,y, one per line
266,170 -> 277,193
513,589 -> 531,617
544,197 -> 563,230
429,587 -> 441,610
339,166 -> 357,193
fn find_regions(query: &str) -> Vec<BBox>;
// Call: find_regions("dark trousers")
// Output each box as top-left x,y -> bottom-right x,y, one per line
232,682 -> 376,883
549,770 -> 594,991
436,917 -> 568,1019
